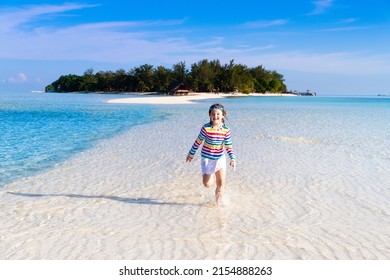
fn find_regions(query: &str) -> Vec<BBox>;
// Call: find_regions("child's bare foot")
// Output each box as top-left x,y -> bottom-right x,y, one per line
215,192 -> 222,206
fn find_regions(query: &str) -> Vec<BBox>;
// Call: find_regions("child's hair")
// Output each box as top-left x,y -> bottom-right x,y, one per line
209,103 -> 227,124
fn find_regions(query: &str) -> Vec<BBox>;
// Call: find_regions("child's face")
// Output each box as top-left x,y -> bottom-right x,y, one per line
209,108 -> 223,126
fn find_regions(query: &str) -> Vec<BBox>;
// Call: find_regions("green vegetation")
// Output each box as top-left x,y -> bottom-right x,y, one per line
45,59 -> 287,94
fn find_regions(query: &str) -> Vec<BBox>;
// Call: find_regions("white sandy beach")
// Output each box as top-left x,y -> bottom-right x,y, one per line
106,92 -> 295,105
1,93 -> 389,260
107,92 -> 225,104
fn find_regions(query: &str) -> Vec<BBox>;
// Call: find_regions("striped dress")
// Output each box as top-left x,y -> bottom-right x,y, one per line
189,122 -> 236,161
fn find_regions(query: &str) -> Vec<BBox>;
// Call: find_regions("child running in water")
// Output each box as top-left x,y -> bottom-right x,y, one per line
186,103 -> 236,205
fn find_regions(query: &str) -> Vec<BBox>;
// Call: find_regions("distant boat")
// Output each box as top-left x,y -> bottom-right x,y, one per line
292,90 -> 316,96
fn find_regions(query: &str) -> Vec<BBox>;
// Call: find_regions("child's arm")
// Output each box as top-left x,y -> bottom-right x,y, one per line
186,126 -> 206,162
225,128 -> 236,170
224,129 -> 236,161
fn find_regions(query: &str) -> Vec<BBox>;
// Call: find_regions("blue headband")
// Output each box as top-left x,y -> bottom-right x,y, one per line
209,105 -> 224,112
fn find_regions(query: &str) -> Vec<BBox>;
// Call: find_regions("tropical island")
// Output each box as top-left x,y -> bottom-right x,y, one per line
45,59 -> 290,95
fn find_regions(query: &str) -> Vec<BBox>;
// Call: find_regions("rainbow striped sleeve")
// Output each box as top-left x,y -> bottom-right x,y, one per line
189,125 -> 206,156
224,128 -> 236,160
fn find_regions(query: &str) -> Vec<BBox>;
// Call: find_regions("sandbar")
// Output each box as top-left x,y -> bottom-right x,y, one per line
106,92 -> 296,105
106,93 -> 225,105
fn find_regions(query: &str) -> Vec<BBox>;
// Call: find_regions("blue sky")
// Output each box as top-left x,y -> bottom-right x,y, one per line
1,0 -> 389,95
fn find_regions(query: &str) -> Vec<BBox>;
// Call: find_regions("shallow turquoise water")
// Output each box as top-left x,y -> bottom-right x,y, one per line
0,91 -> 168,189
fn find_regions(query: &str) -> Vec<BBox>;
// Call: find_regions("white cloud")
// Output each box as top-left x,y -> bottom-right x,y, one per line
340,18 -> 359,24
0,4 -> 189,64
241,19 -> 289,28
7,72 -> 28,83
322,25 -> 371,32
308,0 -> 334,15
0,3 -> 98,32
238,51 -> 390,75
64,19 -> 186,31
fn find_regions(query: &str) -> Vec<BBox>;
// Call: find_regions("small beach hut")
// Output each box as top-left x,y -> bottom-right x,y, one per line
169,82 -> 193,95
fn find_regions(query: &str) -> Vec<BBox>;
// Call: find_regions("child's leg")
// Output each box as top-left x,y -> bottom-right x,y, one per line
202,174 -> 212,188
214,168 -> 226,205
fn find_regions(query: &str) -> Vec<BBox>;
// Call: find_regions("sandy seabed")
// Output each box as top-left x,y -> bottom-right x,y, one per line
1,94 -> 389,260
